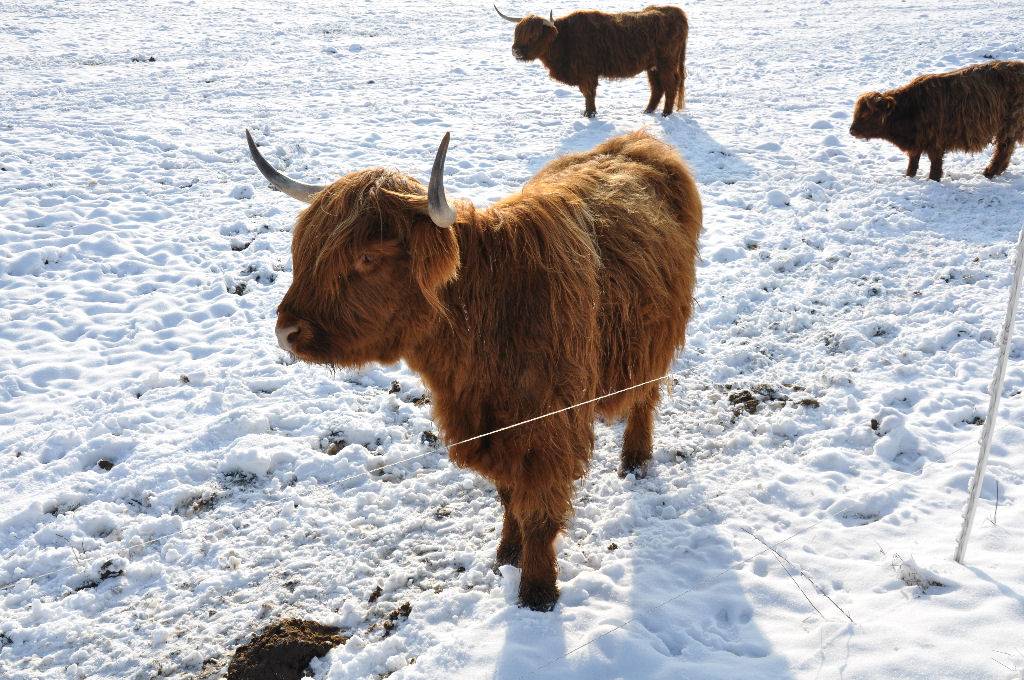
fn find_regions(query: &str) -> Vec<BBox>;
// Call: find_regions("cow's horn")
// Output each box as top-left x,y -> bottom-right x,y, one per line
494,5 -> 523,22
544,10 -> 555,27
245,129 -> 328,204
427,132 -> 457,229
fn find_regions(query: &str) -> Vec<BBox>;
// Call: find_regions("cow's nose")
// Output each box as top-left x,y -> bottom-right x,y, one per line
276,324 -> 299,352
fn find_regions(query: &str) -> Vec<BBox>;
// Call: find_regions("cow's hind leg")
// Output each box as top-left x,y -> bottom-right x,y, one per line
495,483 -> 522,569
657,65 -> 681,117
983,138 -> 1016,178
906,151 -> 921,177
927,149 -> 945,181
618,384 -> 659,478
644,69 -> 664,114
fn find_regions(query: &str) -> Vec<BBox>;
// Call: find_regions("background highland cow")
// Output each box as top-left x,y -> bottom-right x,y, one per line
850,60 -> 1024,181
248,129 -> 702,611
495,4 -> 689,117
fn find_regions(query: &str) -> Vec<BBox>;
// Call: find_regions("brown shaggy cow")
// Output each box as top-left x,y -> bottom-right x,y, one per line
494,5 -> 689,118
246,128 -> 701,611
850,60 -> 1024,181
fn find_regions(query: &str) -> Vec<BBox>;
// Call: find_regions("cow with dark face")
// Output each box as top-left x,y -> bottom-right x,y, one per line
495,5 -> 689,118
850,60 -> 1024,181
246,128 -> 702,611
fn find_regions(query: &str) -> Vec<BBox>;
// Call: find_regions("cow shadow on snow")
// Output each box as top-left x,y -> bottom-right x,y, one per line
880,167 -> 1024,246
489,462 -> 802,679
620,470 -> 798,679
523,113 -> 754,190
656,113 -> 758,188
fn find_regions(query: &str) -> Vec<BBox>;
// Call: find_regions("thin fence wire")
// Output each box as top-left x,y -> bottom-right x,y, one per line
0,372 -> 677,593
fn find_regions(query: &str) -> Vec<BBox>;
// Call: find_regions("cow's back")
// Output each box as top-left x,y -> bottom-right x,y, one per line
550,6 -> 688,81
901,60 -> 1024,152
526,131 -> 701,417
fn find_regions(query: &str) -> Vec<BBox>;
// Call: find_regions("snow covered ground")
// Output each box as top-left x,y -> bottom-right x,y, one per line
2,0 -> 1024,677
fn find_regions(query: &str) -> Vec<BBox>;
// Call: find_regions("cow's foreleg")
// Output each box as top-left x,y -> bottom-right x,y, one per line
495,483 -> 522,569
927,149 -> 945,181
579,78 -> 598,118
905,151 -> 921,177
509,481 -> 570,611
619,384 -> 658,478
644,70 -> 664,114
983,138 -> 1016,178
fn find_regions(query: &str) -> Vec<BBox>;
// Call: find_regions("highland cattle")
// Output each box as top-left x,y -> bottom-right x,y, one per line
246,128 -> 702,611
494,5 -> 689,117
850,60 -> 1024,181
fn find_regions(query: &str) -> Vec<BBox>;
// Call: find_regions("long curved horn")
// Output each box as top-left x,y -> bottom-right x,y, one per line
494,4 -> 523,22
245,129 -> 328,204
544,10 -> 555,27
427,132 -> 457,229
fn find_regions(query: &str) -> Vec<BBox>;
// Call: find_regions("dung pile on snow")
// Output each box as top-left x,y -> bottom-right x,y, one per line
226,619 -> 347,680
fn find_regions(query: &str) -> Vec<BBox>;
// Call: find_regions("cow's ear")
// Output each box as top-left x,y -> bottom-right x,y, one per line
869,92 -> 895,111
408,216 -> 460,314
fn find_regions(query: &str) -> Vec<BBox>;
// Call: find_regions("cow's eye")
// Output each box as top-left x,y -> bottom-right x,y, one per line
356,253 -> 379,272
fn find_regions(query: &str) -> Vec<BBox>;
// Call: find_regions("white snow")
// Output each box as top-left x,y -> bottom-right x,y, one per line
2,0 -> 1024,678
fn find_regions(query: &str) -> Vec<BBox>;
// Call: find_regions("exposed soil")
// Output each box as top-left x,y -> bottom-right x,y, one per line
724,383 -> 820,417
368,602 -> 412,638
226,619 -> 347,680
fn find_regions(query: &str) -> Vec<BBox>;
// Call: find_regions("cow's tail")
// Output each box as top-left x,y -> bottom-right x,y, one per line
675,61 -> 686,109
675,24 -> 688,110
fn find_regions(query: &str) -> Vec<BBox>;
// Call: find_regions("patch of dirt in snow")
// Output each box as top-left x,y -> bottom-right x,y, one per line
724,382 -> 821,417
226,619 -> 347,680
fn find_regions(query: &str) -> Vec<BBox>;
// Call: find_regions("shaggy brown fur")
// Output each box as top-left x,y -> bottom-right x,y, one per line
273,131 -> 702,611
505,5 -> 689,117
850,60 -> 1024,181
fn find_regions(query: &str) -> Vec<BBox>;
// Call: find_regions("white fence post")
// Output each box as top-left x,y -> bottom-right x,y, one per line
954,222 -> 1024,564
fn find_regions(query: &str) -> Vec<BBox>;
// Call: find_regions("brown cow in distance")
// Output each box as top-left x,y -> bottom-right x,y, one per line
246,128 -> 702,611
494,5 -> 689,117
850,60 -> 1024,181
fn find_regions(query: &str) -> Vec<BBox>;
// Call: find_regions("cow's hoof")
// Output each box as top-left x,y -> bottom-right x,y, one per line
519,581 -> 559,612
584,110 -> 597,118
617,461 -> 648,479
